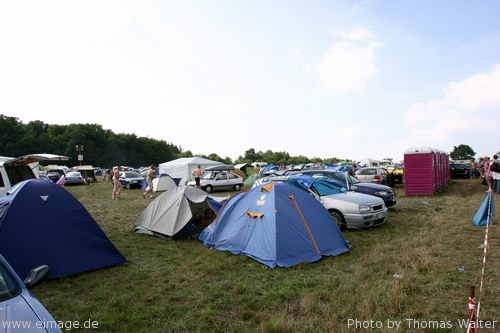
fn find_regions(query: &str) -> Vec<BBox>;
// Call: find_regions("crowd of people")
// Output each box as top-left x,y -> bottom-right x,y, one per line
475,154 -> 500,194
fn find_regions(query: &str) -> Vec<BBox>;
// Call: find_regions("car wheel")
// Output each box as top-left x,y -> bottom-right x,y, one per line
329,209 -> 346,230
234,184 -> 241,191
125,183 -> 131,189
205,185 -> 213,193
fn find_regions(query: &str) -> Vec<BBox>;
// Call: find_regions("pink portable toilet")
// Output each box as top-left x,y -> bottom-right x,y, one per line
439,150 -> 450,188
404,147 -> 437,196
444,151 -> 451,183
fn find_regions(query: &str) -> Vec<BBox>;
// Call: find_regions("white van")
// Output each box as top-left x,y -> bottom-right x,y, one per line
0,154 -> 69,196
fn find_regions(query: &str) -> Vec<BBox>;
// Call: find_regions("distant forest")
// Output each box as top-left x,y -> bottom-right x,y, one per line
0,115 -> 343,167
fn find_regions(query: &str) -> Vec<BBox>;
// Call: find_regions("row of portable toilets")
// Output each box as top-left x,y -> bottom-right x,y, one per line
404,147 -> 451,196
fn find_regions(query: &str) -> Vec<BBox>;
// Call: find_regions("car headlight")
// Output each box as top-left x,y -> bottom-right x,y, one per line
374,191 -> 388,197
359,204 -> 371,212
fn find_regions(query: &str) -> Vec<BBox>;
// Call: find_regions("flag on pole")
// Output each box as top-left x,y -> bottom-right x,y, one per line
473,192 -> 495,226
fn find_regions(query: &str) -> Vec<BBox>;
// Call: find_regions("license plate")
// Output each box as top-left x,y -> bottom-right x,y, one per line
376,212 -> 386,219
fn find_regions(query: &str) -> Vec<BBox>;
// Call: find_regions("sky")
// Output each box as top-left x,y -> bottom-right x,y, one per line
1,0 -> 499,163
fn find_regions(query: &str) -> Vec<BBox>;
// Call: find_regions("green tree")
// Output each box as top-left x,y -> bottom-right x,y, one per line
450,144 -> 476,160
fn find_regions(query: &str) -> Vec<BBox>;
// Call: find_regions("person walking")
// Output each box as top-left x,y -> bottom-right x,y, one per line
143,164 -> 156,199
192,164 -> 203,188
112,166 -> 123,199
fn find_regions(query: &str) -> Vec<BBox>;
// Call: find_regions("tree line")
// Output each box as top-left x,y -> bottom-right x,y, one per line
0,115 -> 346,168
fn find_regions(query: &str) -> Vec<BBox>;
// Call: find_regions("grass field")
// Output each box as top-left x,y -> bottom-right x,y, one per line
33,179 -> 499,333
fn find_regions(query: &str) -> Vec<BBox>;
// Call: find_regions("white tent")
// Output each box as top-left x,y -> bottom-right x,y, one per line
134,185 -> 211,239
152,174 -> 178,192
158,157 -> 223,185
358,158 -> 383,168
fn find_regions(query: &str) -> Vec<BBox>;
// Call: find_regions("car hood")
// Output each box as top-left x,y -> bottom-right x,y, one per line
123,177 -> 144,181
352,182 -> 393,192
1,291 -> 60,333
321,191 -> 384,205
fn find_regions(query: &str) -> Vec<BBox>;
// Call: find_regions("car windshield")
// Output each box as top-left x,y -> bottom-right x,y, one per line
357,168 -> 376,175
0,260 -> 21,302
125,172 -> 141,178
201,172 -> 216,180
347,174 -> 360,184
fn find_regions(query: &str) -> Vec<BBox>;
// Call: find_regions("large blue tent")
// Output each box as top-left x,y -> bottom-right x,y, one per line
200,182 -> 351,268
0,179 -> 127,279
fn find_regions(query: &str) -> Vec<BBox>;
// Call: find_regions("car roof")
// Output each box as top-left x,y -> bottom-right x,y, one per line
205,165 -> 235,171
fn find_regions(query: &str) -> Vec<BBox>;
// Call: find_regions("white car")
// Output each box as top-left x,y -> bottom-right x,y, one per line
188,170 -> 243,193
354,167 -> 390,185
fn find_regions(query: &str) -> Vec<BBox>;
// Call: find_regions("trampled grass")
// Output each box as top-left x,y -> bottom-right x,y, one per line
32,179 -> 499,332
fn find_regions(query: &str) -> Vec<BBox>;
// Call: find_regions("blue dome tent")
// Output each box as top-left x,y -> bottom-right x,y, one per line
200,182 -> 351,268
0,179 -> 127,279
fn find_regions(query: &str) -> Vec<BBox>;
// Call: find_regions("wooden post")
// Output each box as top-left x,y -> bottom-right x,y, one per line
468,286 -> 476,333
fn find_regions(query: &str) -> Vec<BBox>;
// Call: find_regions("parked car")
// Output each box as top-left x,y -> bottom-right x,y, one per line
354,167 -> 390,185
64,171 -> 87,185
46,168 -> 66,183
46,171 -> 62,183
0,154 -> 69,196
188,170 -> 243,193
387,165 -> 404,184
119,171 -> 145,189
449,163 -> 471,179
287,175 -> 388,230
39,174 -> 53,182
0,254 -> 62,333
255,174 -> 388,230
297,170 -> 397,207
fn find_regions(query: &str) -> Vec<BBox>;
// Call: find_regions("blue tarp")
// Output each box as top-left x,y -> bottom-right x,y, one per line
200,182 -> 351,268
473,192 -> 495,226
0,179 -> 126,279
286,175 -> 346,196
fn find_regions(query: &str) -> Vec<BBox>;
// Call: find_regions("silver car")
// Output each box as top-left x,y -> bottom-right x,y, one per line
260,175 -> 388,230
188,170 -> 243,193
0,254 -> 62,333
64,171 -> 87,186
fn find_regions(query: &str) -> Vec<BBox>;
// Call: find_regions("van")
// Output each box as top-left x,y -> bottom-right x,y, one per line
0,154 -> 70,196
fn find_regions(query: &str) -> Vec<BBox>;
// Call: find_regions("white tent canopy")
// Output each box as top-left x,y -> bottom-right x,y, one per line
358,158 -> 383,168
134,185 -> 210,237
152,174 -> 178,192
158,157 -> 223,185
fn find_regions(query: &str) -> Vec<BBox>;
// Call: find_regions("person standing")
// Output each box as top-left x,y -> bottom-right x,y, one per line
253,164 -> 261,179
143,164 -> 156,199
491,154 -> 500,194
192,164 -> 203,188
112,166 -> 123,199
483,156 -> 493,191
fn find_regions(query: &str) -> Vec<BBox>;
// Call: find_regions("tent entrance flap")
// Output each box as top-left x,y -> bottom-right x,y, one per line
247,211 -> 264,218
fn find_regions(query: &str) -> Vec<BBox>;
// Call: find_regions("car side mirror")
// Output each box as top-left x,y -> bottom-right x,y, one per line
23,265 -> 49,289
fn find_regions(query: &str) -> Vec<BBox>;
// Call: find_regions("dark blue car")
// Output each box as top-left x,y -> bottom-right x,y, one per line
0,254 -> 62,333
297,170 -> 397,207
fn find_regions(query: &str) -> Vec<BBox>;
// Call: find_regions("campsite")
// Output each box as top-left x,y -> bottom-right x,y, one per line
24,178 -> 499,332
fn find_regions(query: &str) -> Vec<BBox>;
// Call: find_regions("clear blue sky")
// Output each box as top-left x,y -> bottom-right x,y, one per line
1,0 -> 499,162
